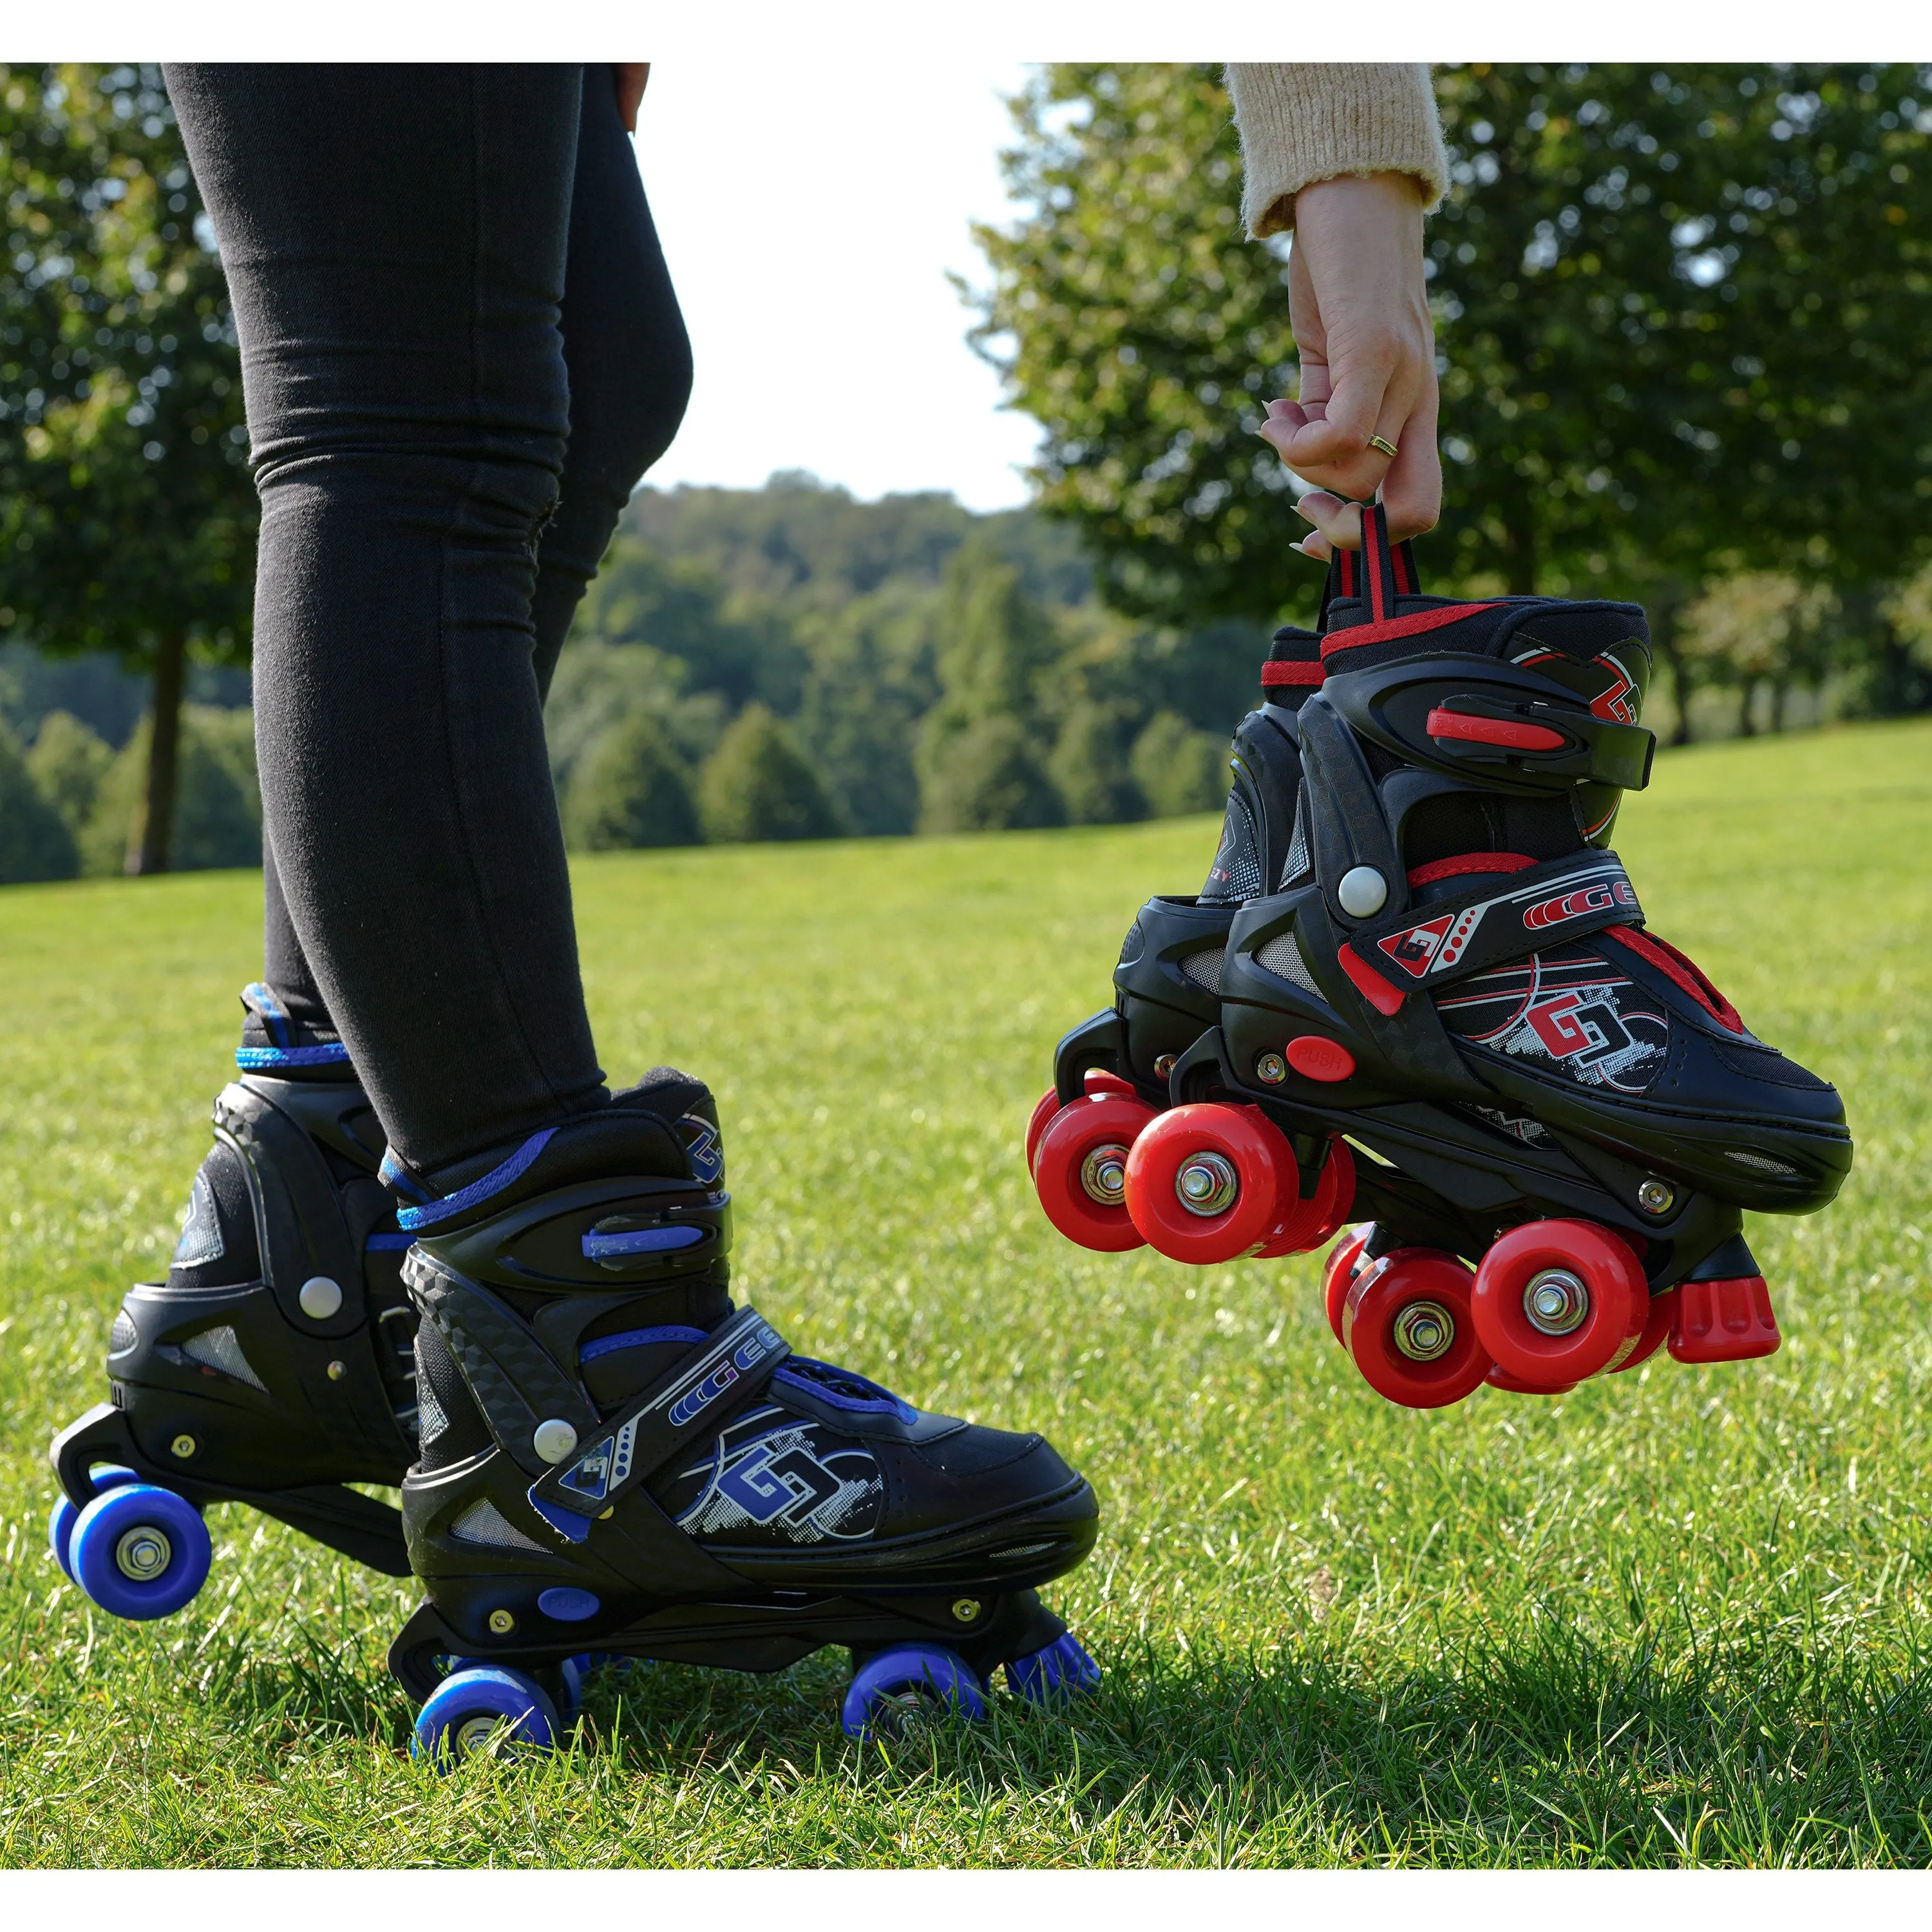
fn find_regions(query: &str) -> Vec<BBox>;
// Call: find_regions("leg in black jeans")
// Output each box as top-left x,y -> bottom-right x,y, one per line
169,64 -> 690,1173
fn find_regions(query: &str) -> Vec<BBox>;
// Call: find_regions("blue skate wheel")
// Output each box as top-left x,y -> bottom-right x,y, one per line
48,1466 -> 140,1582
1006,1631 -> 1101,1705
68,1482 -> 211,1621
556,1653 -> 598,1718
412,1666 -> 560,1768
841,1644 -> 987,1739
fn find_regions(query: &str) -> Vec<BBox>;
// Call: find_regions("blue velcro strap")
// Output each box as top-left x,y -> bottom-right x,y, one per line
365,1232 -> 414,1251
582,1225 -> 705,1262
236,1043 -> 351,1070
377,1149 -> 431,1204
242,980 -> 290,1048
579,1324 -> 710,1364
396,1128 -> 556,1232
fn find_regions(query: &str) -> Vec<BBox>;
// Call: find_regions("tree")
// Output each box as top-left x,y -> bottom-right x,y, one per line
696,703 -> 838,844
973,64 -> 1932,633
23,706 -> 111,833
1131,707 -> 1225,817
0,64 -> 254,873
0,717 -> 76,881
79,705 -> 258,875
916,540 -> 1066,829
562,712 -> 699,850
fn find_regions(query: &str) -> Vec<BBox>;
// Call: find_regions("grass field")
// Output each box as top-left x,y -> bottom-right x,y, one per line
1,718 -> 1930,1866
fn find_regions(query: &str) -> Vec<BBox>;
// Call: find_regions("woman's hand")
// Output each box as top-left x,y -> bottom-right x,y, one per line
1255,171 -> 1441,561
614,64 -> 650,134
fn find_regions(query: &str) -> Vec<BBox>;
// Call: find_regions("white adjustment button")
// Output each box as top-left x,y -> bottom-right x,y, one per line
533,1419 -> 579,1465
1337,866 -> 1388,918
298,1276 -> 343,1320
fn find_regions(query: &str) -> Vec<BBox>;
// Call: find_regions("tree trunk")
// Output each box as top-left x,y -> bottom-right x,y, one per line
1501,515 -> 1537,596
1649,594 -> 1693,747
1736,681 -> 1757,738
128,631 -> 185,876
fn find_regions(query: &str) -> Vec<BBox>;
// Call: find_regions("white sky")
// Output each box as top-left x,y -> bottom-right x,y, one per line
631,58 -> 1040,511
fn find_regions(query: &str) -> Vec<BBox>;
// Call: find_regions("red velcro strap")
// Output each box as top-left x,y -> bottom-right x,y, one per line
1260,659 -> 1324,687
1321,603 -> 1503,658
1406,852 -> 1537,887
1338,943 -> 1406,1016
1426,706 -> 1567,752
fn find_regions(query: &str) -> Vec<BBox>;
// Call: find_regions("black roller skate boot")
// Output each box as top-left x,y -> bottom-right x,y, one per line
386,1069 -> 1101,1760
1118,505 -> 1851,1406
1031,542 -> 1421,1257
48,985 -> 418,1619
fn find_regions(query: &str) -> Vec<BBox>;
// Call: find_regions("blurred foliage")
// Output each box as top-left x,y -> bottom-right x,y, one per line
0,717 -> 76,881
972,63 -> 1932,641
546,481 -> 1262,849
0,63 -> 254,867
77,704 -> 258,875
23,706 -> 111,833
696,703 -> 838,844
562,710 -> 700,852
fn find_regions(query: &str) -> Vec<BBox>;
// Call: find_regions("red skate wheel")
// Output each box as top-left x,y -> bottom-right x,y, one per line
1323,1226 -> 1373,1343
1032,1093 -> 1157,1252
1669,1273 -> 1780,1363
1485,1364 -> 1577,1396
1256,1138 -> 1359,1259
1123,1103 -> 1287,1264
1343,1250 -> 1492,1409
1471,1219 -> 1646,1385
1609,1285 -> 1676,1373
1025,1089 -> 1063,1175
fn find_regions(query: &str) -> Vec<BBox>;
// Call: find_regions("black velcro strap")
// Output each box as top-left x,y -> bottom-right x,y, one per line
526,1305 -> 788,1544
404,1252 -> 599,1477
1352,853 -> 1642,994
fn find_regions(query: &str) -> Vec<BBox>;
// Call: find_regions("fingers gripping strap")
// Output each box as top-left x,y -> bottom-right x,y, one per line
403,1252 -> 598,1477
1349,853 -> 1643,995
526,1305 -> 790,1544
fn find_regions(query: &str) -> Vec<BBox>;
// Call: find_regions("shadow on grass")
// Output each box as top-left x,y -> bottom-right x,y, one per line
203,1605 -> 1932,1863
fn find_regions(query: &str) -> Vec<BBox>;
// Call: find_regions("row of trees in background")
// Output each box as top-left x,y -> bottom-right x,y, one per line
975,62 -> 1932,730
545,477 -> 1242,850
6,64 -> 1932,883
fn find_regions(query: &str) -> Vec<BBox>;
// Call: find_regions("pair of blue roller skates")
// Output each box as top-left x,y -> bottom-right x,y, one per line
50,993 -> 1100,1763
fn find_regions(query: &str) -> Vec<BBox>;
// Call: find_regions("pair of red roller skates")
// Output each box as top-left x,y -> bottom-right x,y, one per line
1028,508 -> 1852,1411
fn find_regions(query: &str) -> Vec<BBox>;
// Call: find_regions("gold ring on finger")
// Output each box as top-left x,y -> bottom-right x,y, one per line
1368,435 -> 1400,459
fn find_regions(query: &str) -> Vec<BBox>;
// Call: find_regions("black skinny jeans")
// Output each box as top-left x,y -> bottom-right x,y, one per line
166,64 -> 692,1175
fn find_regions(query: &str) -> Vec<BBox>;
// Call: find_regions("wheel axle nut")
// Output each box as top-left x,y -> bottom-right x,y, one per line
1255,1052 -> 1287,1085
326,1360 -> 347,1381
1175,1150 -> 1239,1217
487,1608 -> 516,1635
952,1598 -> 981,1624
1524,1267 -> 1590,1336
115,1526 -> 172,1580
1153,1054 -> 1177,1080
1392,1300 -> 1455,1363
1079,1144 -> 1130,1206
1637,1179 -> 1676,1216
170,1434 -> 196,1459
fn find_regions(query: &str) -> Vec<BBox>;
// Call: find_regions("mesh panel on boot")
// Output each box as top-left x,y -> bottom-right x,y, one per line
414,1320 -> 493,1470
1179,948 -> 1226,993
167,1143 -> 260,1289
1256,930 -> 1321,995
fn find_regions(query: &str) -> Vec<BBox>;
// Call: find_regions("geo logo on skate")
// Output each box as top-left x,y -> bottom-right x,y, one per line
675,1414 -> 884,1545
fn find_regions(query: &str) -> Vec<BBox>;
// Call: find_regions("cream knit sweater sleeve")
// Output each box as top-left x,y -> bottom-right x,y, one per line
1225,64 -> 1448,237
